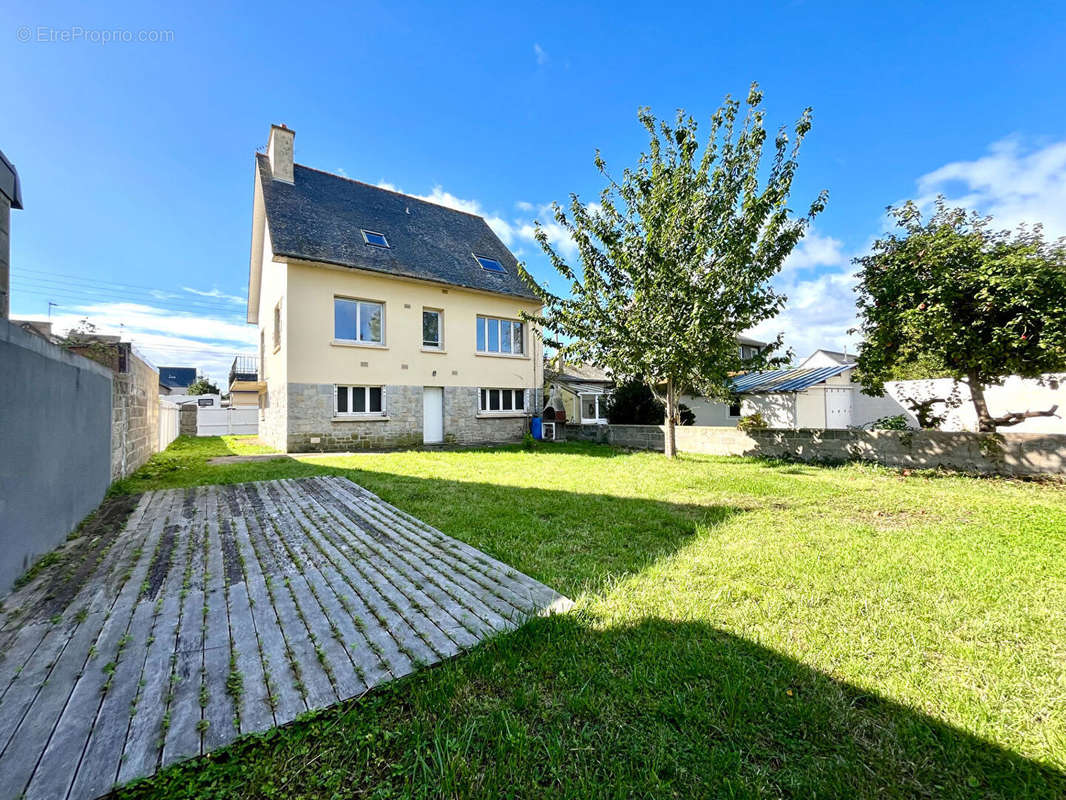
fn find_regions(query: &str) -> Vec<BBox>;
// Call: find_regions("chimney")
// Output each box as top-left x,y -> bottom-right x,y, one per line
267,124 -> 294,183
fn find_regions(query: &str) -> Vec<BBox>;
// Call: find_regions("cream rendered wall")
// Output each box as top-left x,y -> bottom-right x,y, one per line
795,387 -> 827,428
283,262 -> 542,393
681,394 -> 738,427
257,222 -> 288,448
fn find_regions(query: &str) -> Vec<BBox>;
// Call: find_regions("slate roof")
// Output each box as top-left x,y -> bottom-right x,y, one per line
256,154 -> 538,300
731,364 -> 853,393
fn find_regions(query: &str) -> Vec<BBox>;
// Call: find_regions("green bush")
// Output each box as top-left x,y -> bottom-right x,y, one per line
736,412 -> 768,431
870,414 -> 909,431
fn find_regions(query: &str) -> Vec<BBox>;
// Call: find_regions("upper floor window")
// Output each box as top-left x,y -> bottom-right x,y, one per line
273,300 -> 282,351
476,315 -> 524,355
361,230 -> 389,248
422,308 -> 442,349
334,297 -> 384,345
474,255 -> 506,273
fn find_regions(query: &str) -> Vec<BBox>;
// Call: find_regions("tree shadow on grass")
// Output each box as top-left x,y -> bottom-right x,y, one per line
116,615 -> 1066,800
320,467 -> 739,599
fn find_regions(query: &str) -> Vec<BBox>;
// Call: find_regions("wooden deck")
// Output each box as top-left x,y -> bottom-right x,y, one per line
0,477 -> 571,799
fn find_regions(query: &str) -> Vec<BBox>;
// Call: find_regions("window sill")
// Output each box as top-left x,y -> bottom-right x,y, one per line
331,339 -> 388,350
332,415 -> 390,423
420,347 -> 446,354
476,412 -> 529,419
474,351 -> 529,360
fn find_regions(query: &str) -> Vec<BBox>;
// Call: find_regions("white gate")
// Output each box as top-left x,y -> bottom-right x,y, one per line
824,387 -> 854,429
197,407 -> 259,436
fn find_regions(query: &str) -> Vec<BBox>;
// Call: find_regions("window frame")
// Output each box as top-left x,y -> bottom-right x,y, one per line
474,254 -> 506,273
478,388 -> 527,415
333,296 -> 386,346
334,385 -> 387,418
729,401 -> 742,417
578,392 -> 608,424
361,230 -> 390,248
475,314 -> 525,356
273,300 -> 282,352
422,307 -> 443,350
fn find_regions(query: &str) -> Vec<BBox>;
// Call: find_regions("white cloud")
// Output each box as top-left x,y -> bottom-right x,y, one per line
335,167 -> 348,178
781,228 -> 846,273
915,138 -> 1066,237
749,269 -> 861,362
31,302 -> 256,387
515,200 -> 534,212
182,286 -> 246,305
533,43 -> 549,66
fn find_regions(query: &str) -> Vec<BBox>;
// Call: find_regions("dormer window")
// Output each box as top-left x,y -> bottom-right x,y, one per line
475,255 -> 505,273
361,230 -> 389,248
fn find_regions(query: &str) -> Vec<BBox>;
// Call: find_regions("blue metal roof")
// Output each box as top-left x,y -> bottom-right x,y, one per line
731,364 -> 853,393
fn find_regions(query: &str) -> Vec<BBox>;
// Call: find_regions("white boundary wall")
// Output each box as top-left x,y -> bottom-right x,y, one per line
158,399 -> 180,451
197,406 -> 258,436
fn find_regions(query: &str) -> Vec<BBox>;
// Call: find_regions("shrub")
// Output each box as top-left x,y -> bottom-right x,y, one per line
736,412 -> 768,431
606,380 -> 695,425
870,414 -> 909,431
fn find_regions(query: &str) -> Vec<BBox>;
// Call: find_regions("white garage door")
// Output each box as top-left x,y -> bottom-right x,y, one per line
825,387 -> 853,429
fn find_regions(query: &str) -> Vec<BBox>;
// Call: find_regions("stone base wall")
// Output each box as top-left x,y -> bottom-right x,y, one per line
570,423 -> 1066,476
284,383 -> 534,452
179,403 -> 198,437
111,349 -> 160,480
257,380 -> 288,451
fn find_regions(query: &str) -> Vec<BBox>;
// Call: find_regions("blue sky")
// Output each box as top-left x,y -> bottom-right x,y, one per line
5,0 -> 1066,383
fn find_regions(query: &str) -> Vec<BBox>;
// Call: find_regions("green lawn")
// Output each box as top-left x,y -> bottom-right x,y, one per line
115,436 -> 1066,799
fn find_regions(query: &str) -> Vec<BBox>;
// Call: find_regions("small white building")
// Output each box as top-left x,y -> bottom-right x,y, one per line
686,364 -> 907,429
797,349 -> 857,370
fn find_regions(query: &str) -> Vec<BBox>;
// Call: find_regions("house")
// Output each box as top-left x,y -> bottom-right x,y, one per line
228,355 -> 261,408
544,360 -> 612,424
247,124 -> 543,452
158,366 -> 197,394
797,348 -> 858,370
0,148 -> 23,320
680,335 -> 770,425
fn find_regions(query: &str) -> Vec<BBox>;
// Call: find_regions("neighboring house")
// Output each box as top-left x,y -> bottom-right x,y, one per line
247,124 -> 543,452
681,335 -> 770,425
544,360 -> 612,424
798,348 -> 858,370
158,366 -> 197,394
1,148 -> 24,320
228,355 -> 261,408
9,319 -> 56,342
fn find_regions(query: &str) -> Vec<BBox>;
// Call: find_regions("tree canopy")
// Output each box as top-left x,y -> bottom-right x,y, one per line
520,84 -> 825,455
186,377 -> 220,396
853,200 -> 1066,431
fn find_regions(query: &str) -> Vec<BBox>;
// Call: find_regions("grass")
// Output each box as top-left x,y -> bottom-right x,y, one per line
114,436 -> 1066,798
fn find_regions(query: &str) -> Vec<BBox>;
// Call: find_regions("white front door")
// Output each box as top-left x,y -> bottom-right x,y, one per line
423,386 -> 444,444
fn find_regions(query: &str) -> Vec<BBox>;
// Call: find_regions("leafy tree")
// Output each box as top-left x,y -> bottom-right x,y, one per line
606,379 -> 694,425
519,85 -> 825,456
186,376 -> 220,396
853,200 -> 1066,432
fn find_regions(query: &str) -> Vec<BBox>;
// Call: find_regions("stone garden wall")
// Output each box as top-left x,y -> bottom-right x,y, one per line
569,423 -> 1066,476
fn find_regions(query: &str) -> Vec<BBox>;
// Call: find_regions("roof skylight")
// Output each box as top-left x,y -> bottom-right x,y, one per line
361,230 -> 389,248
475,255 -> 506,273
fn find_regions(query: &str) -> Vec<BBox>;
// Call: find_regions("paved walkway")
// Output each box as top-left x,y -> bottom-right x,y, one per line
0,477 -> 571,800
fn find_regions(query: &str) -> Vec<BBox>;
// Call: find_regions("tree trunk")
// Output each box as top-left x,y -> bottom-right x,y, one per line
664,378 -> 677,458
968,373 -> 996,433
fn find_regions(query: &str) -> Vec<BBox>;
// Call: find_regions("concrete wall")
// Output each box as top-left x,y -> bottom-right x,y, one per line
179,403 -> 198,436
569,422 -> 1066,476
111,348 -> 160,480
0,320 -> 113,592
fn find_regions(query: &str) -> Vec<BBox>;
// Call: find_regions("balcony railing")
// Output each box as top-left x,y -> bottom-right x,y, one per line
229,354 -> 259,387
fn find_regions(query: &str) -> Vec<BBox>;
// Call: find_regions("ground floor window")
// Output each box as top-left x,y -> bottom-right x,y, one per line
335,385 -> 385,416
579,392 -> 608,423
479,388 -> 526,413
